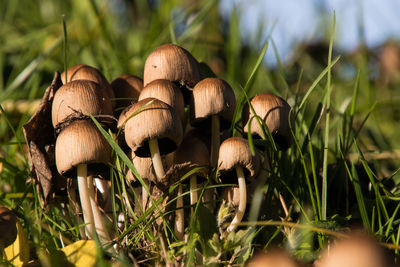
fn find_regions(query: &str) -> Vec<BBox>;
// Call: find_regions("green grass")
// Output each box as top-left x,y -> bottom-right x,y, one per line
1,0 -> 400,266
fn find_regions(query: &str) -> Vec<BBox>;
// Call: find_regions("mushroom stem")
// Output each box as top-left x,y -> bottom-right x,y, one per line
149,138 -> 165,180
227,166 -> 247,233
87,176 -> 112,245
94,178 -> 112,213
190,175 -> 198,213
68,186 -> 87,239
210,114 -> 220,167
77,164 -> 96,239
142,180 -> 149,210
175,185 -> 184,240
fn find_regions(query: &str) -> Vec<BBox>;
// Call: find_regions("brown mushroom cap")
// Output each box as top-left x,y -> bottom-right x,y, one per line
242,93 -> 295,151
245,248 -> 300,267
139,79 -> 185,125
123,98 -> 183,157
173,130 -> 210,179
218,137 -> 260,183
55,119 -> 112,177
316,232 -> 387,267
127,152 -> 157,184
190,78 -> 236,129
52,80 -> 113,128
111,74 -> 143,112
61,64 -> 115,104
143,44 -> 201,88
0,206 -> 17,248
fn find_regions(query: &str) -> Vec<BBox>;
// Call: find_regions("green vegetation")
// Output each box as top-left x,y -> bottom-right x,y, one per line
1,0 -> 399,266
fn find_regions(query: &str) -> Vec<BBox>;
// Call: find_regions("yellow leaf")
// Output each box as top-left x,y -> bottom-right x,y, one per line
61,240 -> 98,267
4,221 -> 30,266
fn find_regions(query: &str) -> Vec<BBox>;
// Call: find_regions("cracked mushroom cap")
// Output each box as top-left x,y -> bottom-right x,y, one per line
0,206 -> 17,248
61,64 -> 115,105
111,74 -> 143,112
173,130 -> 210,179
190,78 -> 236,129
52,80 -> 113,128
123,98 -> 183,157
242,93 -> 295,151
143,44 -> 201,89
55,119 -> 112,178
218,137 -> 260,183
139,79 -> 185,125
127,151 -> 157,184
315,232 -> 387,267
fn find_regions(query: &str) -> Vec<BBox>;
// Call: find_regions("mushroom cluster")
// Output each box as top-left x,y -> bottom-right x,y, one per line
29,43 -> 295,253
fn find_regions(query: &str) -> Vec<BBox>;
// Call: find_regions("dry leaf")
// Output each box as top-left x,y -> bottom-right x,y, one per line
4,221 -> 30,266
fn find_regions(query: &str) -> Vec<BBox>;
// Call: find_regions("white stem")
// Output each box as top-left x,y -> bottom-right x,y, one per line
142,180 -> 149,210
175,185 -> 184,240
210,115 -> 220,167
149,138 -> 165,180
227,166 -> 247,233
190,175 -> 198,214
202,185 -> 215,212
68,186 -> 87,239
94,178 -> 112,213
77,164 -> 96,239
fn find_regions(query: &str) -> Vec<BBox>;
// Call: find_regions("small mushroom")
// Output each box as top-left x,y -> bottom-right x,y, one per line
111,74 -> 143,115
190,78 -> 236,167
0,206 -> 17,251
123,98 -> 183,180
61,64 -> 115,107
139,79 -> 185,126
143,44 -> 201,103
245,248 -> 300,267
52,80 -> 113,128
218,137 -> 259,234
55,119 -> 112,244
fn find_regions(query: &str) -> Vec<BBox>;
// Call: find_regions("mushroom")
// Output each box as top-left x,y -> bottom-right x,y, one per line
52,80 -> 113,128
190,78 -> 236,167
138,79 -> 185,126
111,74 -> 143,115
244,248 -> 300,267
0,206 -> 17,252
123,98 -> 183,180
61,64 -> 115,107
55,119 -> 112,244
315,232 -> 387,267
218,137 -> 259,234
143,44 -> 201,103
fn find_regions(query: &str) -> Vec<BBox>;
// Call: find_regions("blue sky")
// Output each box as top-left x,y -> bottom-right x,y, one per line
219,0 -> 400,66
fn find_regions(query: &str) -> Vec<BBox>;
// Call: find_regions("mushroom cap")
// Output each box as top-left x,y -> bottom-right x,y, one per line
0,206 -> 17,248
315,232 -> 386,267
173,130 -> 210,178
190,78 -> 236,129
52,80 -> 113,128
242,93 -> 295,151
61,64 -> 115,104
55,119 -> 112,177
111,74 -> 143,112
218,137 -> 260,182
127,151 -> 157,184
245,248 -> 300,267
139,79 -> 185,126
143,44 -> 201,88
124,98 -> 183,157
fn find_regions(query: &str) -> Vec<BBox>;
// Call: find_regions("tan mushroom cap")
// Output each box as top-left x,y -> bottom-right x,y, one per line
190,78 -> 236,129
139,79 -> 185,125
245,248 -> 300,267
173,130 -> 210,178
111,74 -> 143,111
315,232 -> 387,267
127,152 -> 157,184
218,137 -> 260,182
242,93 -> 295,150
0,206 -> 17,248
124,98 -> 183,157
143,44 -> 201,88
61,64 -> 115,104
55,119 -> 112,177
52,80 -> 113,128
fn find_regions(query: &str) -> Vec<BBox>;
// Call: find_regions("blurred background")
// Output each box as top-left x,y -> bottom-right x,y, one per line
0,0 -> 399,187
